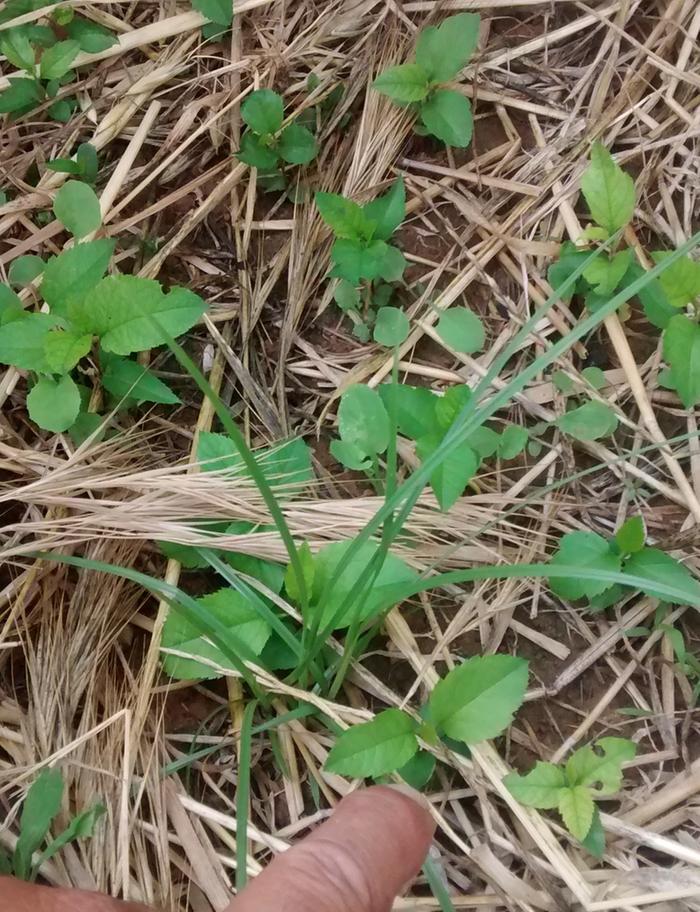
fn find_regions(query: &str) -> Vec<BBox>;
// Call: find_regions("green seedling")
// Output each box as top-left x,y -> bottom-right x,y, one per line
548,142 -> 700,407
325,654 -> 528,778
548,515 -> 700,611
236,88 -> 317,190
331,381 -> 528,510
1,768 -> 105,881
505,737 -> 636,854
0,6 -> 117,120
46,141 -> 98,184
372,13 -> 479,147
192,0 -> 233,39
0,182 -> 205,433
316,177 -> 408,340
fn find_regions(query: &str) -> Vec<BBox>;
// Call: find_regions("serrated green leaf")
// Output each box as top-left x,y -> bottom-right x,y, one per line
71,275 -> 206,355
197,433 -> 312,498
556,399 -> 618,441
373,307 -> 409,346
581,806 -> 605,857
565,737 -> 636,795
0,285 -> 23,324
316,192 -> 370,241
415,12 -> 480,82
504,762 -> 566,809
13,769 -> 64,881
39,39 -> 79,79
499,425 -> 528,459
436,306 -> 484,353
8,254 -> 45,287
158,540 -> 208,569
278,122 -> 317,164
550,531 -> 621,601
615,516 -> 645,555
416,432 -> 478,511
663,314 -> 700,408
558,785 -> 595,841
1,27 -> 35,71
624,546 -> 700,605
618,262 -> 676,329
435,384 -> 471,430
102,355 -> 180,404
330,238 -> 390,284
337,384 -> 389,458
27,373 -> 81,432
0,77 -> 43,116
41,239 -> 115,313
362,177 -> 405,242
398,750 -> 435,789
377,383 -> 437,440
582,249 -> 632,295
306,539 -> 418,630
192,0 -> 232,24
44,329 -> 92,372
241,88 -> 283,135
325,709 -> 418,778
651,251 -> 700,308
66,18 -> 118,52
420,89 -> 472,147
580,142 -> 635,234
161,587 -> 271,680
53,181 -> 101,238
548,243 -> 589,304
430,654 -> 528,743
0,312 -> 58,371
373,63 -> 430,103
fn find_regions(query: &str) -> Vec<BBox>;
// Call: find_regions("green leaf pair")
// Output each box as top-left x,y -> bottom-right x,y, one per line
325,654 -> 528,778
317,177 -> 407,287
372,13 -> 479,147
548,518 -> 700,609
505,737 -> 636,849
237,88 -> 317,182
46,142 -> 99,184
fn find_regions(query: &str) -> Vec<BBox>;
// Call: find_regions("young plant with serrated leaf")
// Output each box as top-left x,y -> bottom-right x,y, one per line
372,13 -> 479,148
316,177 -> 408,342
331,379 -> 529,511
548,515 -> 700,613
0,4 -> 117,121
548,141 -> 700,408
324,654 -> 527,786
0,182 -> 205,435
550,366 -> 618,443
236,88 -> 317,191
1,767 -> 105,881
45,141 -> 99,184
505,736 -> 636,854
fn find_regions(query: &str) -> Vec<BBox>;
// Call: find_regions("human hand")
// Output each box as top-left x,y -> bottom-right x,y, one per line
0,785 -> 435,912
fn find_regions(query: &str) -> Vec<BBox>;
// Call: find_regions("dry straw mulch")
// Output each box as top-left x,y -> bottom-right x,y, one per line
2,0 -> 700,909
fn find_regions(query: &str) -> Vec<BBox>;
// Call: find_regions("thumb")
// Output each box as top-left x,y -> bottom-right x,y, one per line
228,785 -> 435,912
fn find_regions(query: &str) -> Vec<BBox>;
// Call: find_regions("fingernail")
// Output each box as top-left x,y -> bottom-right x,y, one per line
384,782 -> 433,813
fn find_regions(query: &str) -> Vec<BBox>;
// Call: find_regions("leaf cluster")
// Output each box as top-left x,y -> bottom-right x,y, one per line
548,143 -> 700,407
0,4 -> 117,120
331,382 -> 528,511
0,185 -> 205,433
505,737 -> 636,851
325,654 -> 528,783
236,88 -> 317,188
548,516 -> 700,611
372,13 -> 479,147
